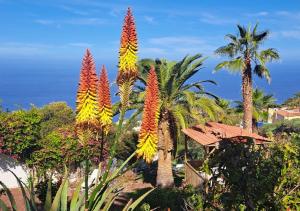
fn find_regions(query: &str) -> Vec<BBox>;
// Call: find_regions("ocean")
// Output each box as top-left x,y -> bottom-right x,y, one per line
0,59 -> 299,111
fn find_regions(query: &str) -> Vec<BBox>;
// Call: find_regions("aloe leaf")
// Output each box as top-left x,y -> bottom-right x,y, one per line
89,151 -> 136,210
0,181 -> 17,211
44,178 -> 52,211
89,183 -> 109,210
50,181 -> 63,211
107,151 -> 136,182
60,179 -> 69,211
124,188 -> 156,211
75,193 -> 85,211
7,169 -> 37,211
50,170 -> 68,211
88,178 -> 107,210
102,193 -> 118,211
92,182 -> 123,211
0,198 -> 9,211
70,179 -> 83,211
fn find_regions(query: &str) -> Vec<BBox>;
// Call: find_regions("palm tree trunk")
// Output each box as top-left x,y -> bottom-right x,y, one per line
242,59 -> 253,133
156,113 -> 174,188
252,118 -> 258,133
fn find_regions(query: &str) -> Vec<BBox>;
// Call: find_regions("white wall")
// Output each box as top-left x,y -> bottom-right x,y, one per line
0,154 -> 28,188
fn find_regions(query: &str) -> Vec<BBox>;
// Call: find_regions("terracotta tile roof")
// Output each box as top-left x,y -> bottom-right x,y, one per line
276,108 -> 300,118
182,122 -> 270,146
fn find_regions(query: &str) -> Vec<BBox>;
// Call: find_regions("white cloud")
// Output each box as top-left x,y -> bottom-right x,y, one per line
65,18 -> 106,25
280,30 -> 300,39
144,16 -> 155,24
35,18 -> 107,26
35,19 -> 55,25
149,36 -> 205,46
0,42 -> 53,56
109,8 -> 122,17
245,11 -> 269,17
276,11 -> 300,20
68,42 -> 93,48
140,47 -> 167,55
199,13 -> 236,25
141,36 -> 219,59
59,5 -> 89,16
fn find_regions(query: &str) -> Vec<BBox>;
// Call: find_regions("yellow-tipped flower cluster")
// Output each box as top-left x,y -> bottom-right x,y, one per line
98,65 -> 113,135
117,8 -> 138,108
117,7 -> 138,86
137,67 -> 160,163
76,49 -> 99,129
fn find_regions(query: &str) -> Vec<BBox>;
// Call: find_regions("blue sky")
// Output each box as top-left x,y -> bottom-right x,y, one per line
0,0 -> 299,109
1,0 -> 300,63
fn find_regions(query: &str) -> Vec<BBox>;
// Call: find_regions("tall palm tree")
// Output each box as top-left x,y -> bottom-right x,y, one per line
235,88 -> 276,131
132,54 -> 223,187
215,24 -> 280,132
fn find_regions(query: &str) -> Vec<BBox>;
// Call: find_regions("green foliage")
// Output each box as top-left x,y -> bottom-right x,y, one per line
282,91 -> 300,108
132,185 -> 201,211
115,128 -> 138,162
207,138 -> 300,210
260,119 -> 300,144
216,98 -> 241,125
38,102 -> 75,138
31,125 -> 81,175
0,107 -> 41,163
183,192 -> 203,211
271,141 -> 300,210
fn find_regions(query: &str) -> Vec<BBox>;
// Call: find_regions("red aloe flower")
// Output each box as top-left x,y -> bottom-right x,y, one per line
76,49 -> 99,129
137,67 -> 160,163
117,7 -> 138,86
98,65 -> 112,134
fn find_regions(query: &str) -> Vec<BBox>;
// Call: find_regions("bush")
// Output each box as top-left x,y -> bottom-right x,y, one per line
207,138 -> 300,210
132,185 -> 203,211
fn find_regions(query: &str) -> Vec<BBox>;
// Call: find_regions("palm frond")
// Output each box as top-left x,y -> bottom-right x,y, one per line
215,43 -> 238,57
253,30 -> 269,42
259,48 -> 280,63
237,24 -> 247,37
214,57 -> 245,73
253,65 -> 271,83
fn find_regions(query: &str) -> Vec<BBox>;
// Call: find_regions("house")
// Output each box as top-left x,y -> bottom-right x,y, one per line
182,122 -> 270,188
268,107 -> 300,123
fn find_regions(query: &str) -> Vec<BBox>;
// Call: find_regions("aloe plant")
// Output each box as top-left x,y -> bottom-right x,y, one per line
0,153 -> 154,211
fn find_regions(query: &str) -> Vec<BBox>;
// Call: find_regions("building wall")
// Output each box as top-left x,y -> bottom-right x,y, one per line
285,116 -> 300,120
0,154 -> 28,188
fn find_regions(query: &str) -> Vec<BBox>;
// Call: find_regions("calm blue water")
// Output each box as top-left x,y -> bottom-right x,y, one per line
0,58 -> 299,111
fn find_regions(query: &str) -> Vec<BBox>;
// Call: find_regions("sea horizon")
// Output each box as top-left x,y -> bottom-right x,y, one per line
0,57 -> 298,111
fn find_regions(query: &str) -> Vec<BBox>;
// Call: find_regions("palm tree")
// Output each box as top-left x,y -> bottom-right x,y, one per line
216,98 -> 241,125
215,24 -> 280,132
132,54 -> 223,187
235,88 -> 276,131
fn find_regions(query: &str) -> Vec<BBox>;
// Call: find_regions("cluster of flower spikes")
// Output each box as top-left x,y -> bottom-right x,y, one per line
76,50 -> 113,142
136,67 -> 160,163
